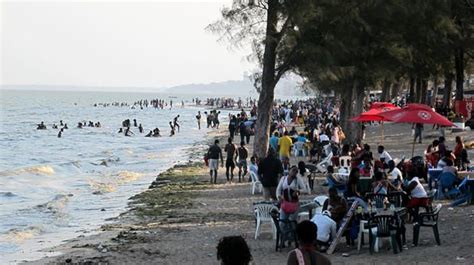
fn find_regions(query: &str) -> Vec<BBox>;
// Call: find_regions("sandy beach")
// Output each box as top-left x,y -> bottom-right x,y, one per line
25,123 -> 473,265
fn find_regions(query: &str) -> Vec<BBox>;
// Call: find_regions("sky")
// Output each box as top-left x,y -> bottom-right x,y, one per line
0,0 -> 254,89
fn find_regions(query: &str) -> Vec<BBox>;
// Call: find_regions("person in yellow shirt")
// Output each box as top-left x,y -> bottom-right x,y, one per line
278,131 -> 293,170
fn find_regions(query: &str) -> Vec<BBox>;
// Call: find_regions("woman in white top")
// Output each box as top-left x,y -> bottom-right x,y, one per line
405,169 -> 429,221
276,166 -> 308,200
277,165 -> 308,246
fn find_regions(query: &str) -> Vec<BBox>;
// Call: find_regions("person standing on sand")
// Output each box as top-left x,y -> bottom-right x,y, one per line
228,115 -> 238,140
414,123 -> 423,144
207,139 -> 224,184
258,148 -> 283,200
237,141 -> 249,182
278,131 -> 293,171
224,137 -> 238,183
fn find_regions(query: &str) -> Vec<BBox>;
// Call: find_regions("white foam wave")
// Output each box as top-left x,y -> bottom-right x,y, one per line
36,194 -> 71,216
2,226 -> 44,242
0,165 -> 55,177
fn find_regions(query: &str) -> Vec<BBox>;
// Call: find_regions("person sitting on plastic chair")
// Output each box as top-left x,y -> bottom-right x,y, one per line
323,187 -> 347,225
404,168 -> 429,222
325,166 -> 346,194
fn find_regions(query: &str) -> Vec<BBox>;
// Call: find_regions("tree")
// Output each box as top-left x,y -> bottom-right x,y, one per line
209,0 -> 310,159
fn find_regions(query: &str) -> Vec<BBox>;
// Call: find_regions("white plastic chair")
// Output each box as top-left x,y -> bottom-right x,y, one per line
253,202 -> 278,239
313,195 -> 328,215
358,220 -> 379,253
316,152 -> 333,173
293,141 -> 306,157
249,171 -> 263,195
338,156 -> 352,171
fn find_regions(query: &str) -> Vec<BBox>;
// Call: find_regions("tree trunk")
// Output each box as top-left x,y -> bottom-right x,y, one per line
408,76 -> 415,103
421,79 -> 428,104
253,0 -> 279,159
443,73 -> 454,108
454,47 -> 464,100
381,79 -> 391,102
415,77 -> 422,103
391,79 -> 401,100
339,80 -> 355,143
352,82 -> 365,144
339,79 -> 364,145
431,77 -> 439,107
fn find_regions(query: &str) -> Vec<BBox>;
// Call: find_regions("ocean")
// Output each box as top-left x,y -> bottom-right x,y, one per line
0,89 -> 227,264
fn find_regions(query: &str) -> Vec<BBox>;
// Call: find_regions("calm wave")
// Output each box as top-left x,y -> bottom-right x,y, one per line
0,89 -> 224,263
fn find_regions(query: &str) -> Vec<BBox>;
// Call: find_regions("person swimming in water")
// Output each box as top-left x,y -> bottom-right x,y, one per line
52,124 -> 58,129
169,123 -> 175,137
78,122 -> 83,128
118,128 -> 123,133
133,119 -> 138,127
145,130 -> 153,137
58,128 -> 63,138
60,120 -> 64,126
37,121 -> 47,130
153,128 -> 161,137
138,124 -> 144,133
63,123 -> 68,129
124,127 -> 134,136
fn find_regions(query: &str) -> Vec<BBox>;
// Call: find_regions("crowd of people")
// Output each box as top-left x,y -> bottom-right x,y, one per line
203,97 -> 257,109
206,96 -> 471,265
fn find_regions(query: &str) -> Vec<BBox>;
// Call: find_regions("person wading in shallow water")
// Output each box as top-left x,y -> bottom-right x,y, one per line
207,139 -> 223,184
196,111 -> 202,130
173,115 -> 180,132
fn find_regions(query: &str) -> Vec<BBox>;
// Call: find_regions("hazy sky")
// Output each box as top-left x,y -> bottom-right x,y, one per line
1,1 -> 254,88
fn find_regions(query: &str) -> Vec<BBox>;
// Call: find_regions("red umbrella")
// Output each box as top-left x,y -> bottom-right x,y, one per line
370,102 -> 396,110
351,106 -> 400,143
351,106 -> 400,122
380,103 -> 455,156
380,104 -> 454,127
350,113 -> 386,122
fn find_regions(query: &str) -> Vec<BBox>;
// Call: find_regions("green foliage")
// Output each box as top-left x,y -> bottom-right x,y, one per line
210,0 -> 473,95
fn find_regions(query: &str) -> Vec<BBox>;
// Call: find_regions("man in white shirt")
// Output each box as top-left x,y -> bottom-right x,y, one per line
387,160 -> 403,190
310,210 -> 337,246
377,145 -> 392,167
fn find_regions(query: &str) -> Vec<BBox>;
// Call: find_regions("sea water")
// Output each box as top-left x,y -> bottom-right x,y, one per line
0,89 -> 227,263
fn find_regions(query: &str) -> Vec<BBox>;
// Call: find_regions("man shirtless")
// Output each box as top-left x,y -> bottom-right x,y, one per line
224,137 -> 238,183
